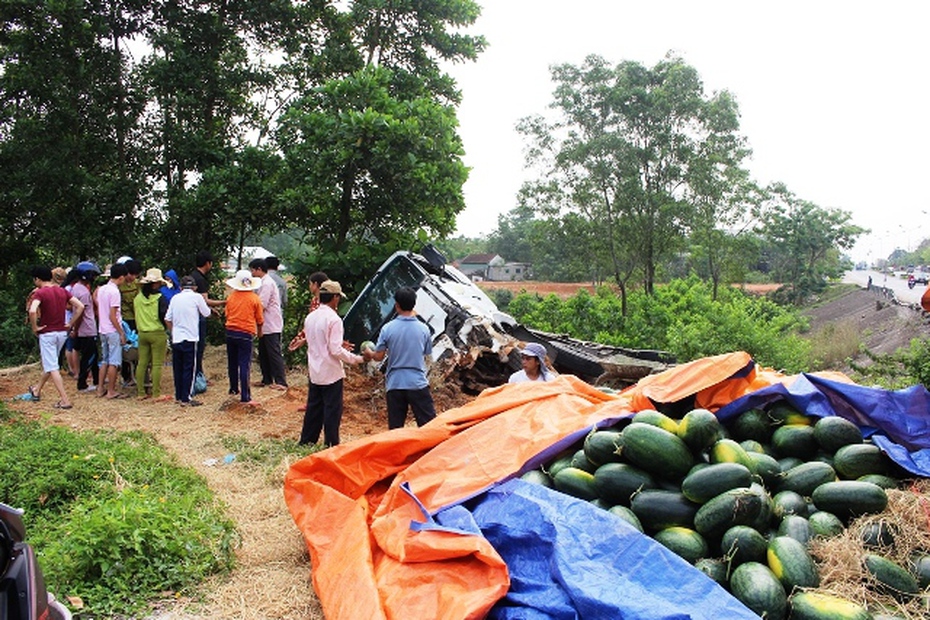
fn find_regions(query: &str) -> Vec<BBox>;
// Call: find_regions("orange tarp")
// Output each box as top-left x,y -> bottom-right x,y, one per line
283,352 -> 836,619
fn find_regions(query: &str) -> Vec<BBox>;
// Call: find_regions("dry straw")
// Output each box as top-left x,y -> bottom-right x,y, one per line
808,479 -> 930,619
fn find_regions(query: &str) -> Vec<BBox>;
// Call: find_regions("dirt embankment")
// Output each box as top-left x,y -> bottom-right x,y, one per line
803,286 -> 930,373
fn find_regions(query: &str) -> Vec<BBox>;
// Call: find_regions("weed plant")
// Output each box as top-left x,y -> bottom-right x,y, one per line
0,408 -> 237,617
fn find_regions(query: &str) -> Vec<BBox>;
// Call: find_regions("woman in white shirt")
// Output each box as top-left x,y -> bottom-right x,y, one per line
509,342 -> 555,383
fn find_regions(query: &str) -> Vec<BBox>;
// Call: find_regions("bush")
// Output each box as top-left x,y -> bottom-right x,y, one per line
0,410 -> 237,616
850,337 -> 930,389
506,277 -> 812,372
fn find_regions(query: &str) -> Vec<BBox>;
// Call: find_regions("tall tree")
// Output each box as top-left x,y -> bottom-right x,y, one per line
518,53 -> 750,308
0,0 -> 148,267
757,183 -> 866,303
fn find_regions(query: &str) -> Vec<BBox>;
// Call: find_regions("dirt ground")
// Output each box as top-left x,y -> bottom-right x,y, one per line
0,346 -> 472,620
804,287 -> 930,368
2,283 -> 925,619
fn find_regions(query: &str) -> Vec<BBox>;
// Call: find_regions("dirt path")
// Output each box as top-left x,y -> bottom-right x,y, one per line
2,347 -> 470,619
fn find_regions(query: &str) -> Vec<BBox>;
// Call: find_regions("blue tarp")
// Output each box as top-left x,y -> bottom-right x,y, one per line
716,373 -> 930,476
436,478 -> 758,620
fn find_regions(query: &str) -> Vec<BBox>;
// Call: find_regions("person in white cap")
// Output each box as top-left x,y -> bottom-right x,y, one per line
224,269 -> 264,405
300,280 -> 364,447
508,342 -> 555,383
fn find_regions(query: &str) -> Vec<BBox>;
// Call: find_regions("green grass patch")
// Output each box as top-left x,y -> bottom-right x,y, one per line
220,435 -> 320,483
0,407 -> 238,617
807,319 -> 862,371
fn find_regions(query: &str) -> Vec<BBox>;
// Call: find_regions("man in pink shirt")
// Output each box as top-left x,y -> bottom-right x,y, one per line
96,263 -> 128,399
249,258 -> 287,390
300,280 -> 364,447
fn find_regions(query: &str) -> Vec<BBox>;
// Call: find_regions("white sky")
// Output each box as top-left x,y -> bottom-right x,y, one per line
446,1 -> 930,263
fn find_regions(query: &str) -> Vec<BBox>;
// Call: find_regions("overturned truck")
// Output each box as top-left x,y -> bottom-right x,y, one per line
342,246 -> 674,392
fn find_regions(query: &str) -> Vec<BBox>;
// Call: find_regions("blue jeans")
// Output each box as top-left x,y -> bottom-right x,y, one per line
172,340 -> 197,403
226,329 -> 253,402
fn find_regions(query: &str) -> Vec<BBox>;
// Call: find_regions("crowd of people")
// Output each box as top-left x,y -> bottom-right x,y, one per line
24,253 -> 556,446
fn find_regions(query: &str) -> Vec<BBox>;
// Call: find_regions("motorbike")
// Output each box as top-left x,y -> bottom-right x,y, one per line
0,503 -> 71,620
909,275 -> 916,289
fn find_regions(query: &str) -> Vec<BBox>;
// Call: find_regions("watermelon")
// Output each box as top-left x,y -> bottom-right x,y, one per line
808,511 -> 844,538
694,557 -> 728,586
630,489 -> 699,531
676,408 -> 722,453
607,505 -> 643,532
631,409 -> 679,433
863,553 -> 919,600
777,514 -> 811,544
653,526 -> 709,563
680,462 -> 752,504
810,481 -> 888,521
833,443 -> 890,479
720,525 -> 768,566
775,461 -> 836,496
519,469 -> 553,488
729,562 -> 787,620
767,535 -> 819,589
552,467 -> 597,501
621,423 -> 694,480
693,488 -> 763,539
788,591 -> 871,620
772,424 -> 818,460
729,408 -> 773,443
583,429 -> 624,466
593,462 -> 655,506
709,438 -> 754,471
813,416 -> 863,453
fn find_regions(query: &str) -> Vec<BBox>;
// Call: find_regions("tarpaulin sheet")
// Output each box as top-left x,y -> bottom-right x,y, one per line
284,351 -> 930,619
716,372 -> 930,476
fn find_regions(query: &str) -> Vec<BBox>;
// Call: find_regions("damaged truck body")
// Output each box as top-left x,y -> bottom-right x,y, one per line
342,247 -> 674,393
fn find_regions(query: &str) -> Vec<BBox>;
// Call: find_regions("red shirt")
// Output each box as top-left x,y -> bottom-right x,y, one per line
33,286 -> 70,333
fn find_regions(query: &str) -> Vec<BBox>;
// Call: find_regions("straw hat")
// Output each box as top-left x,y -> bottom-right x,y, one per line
139,267 -> 168,285
226,269 -> 262,291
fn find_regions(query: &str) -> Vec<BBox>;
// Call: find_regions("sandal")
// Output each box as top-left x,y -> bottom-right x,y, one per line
106,392 -> 128,400
54,402 -> 73,409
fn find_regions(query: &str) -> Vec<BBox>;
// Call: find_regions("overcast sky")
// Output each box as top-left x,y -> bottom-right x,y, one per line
445,1 -> 930,263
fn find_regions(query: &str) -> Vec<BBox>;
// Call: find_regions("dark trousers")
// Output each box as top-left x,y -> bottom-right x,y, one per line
196,317 -> 207,376
257,333 -> 288,386
386,387 -> 436,430
75,335 -> 99,390
226,329 -> 253,402
301,379 -> 344,446
172,340 -> 197,403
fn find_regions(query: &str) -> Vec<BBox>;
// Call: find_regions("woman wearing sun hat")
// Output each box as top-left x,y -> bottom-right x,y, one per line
225,269 -> 264,406
134,268 -> 170,400
508,342 -> 556,383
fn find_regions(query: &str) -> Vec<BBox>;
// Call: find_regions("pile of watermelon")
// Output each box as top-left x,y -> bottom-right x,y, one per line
522,403 -> 928,620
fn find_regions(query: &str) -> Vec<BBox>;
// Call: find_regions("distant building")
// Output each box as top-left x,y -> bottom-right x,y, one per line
457,253 -> 529,281
223,246 -> 286,274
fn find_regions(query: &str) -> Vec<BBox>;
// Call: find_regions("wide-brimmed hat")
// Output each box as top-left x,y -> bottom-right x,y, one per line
51,267 -> 67,284
319,280 -> 349,300
139,267 -> 168,285
226,269 -> 261,291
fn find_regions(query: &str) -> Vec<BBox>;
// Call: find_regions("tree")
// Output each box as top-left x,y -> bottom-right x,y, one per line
275,65 -> 469,288
757,183 -> 867,303
518,53 -> 750,310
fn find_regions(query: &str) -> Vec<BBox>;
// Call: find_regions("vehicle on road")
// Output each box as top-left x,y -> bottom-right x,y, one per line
908,271 -> 930,288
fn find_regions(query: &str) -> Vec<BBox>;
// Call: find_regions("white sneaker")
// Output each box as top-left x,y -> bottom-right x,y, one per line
81,386 -> 97,392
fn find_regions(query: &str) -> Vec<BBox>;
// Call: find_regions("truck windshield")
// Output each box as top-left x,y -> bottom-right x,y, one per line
343,255 -> 425,347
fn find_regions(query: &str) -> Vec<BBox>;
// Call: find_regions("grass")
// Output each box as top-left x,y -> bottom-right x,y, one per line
807,319 -> 862,371
0,405 -> 238,617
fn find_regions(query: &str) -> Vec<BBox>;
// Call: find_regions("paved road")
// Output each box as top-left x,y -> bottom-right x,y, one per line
842,269 -> 926,305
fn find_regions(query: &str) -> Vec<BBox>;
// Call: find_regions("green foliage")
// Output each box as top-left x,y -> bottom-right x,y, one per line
0,283 -> 36,367
484,288 -> 514,311
0,414 -> 237,616
850,337 -> 930,389
506,277 -> 812,372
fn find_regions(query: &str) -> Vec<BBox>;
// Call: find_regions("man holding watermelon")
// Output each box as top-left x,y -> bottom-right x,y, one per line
362,286 -> 436,430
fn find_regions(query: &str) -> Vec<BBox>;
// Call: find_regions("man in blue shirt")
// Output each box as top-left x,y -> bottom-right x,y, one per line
362,287 -> 436,429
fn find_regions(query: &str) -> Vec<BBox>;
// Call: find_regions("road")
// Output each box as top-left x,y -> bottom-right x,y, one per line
842,269 -> 926,305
